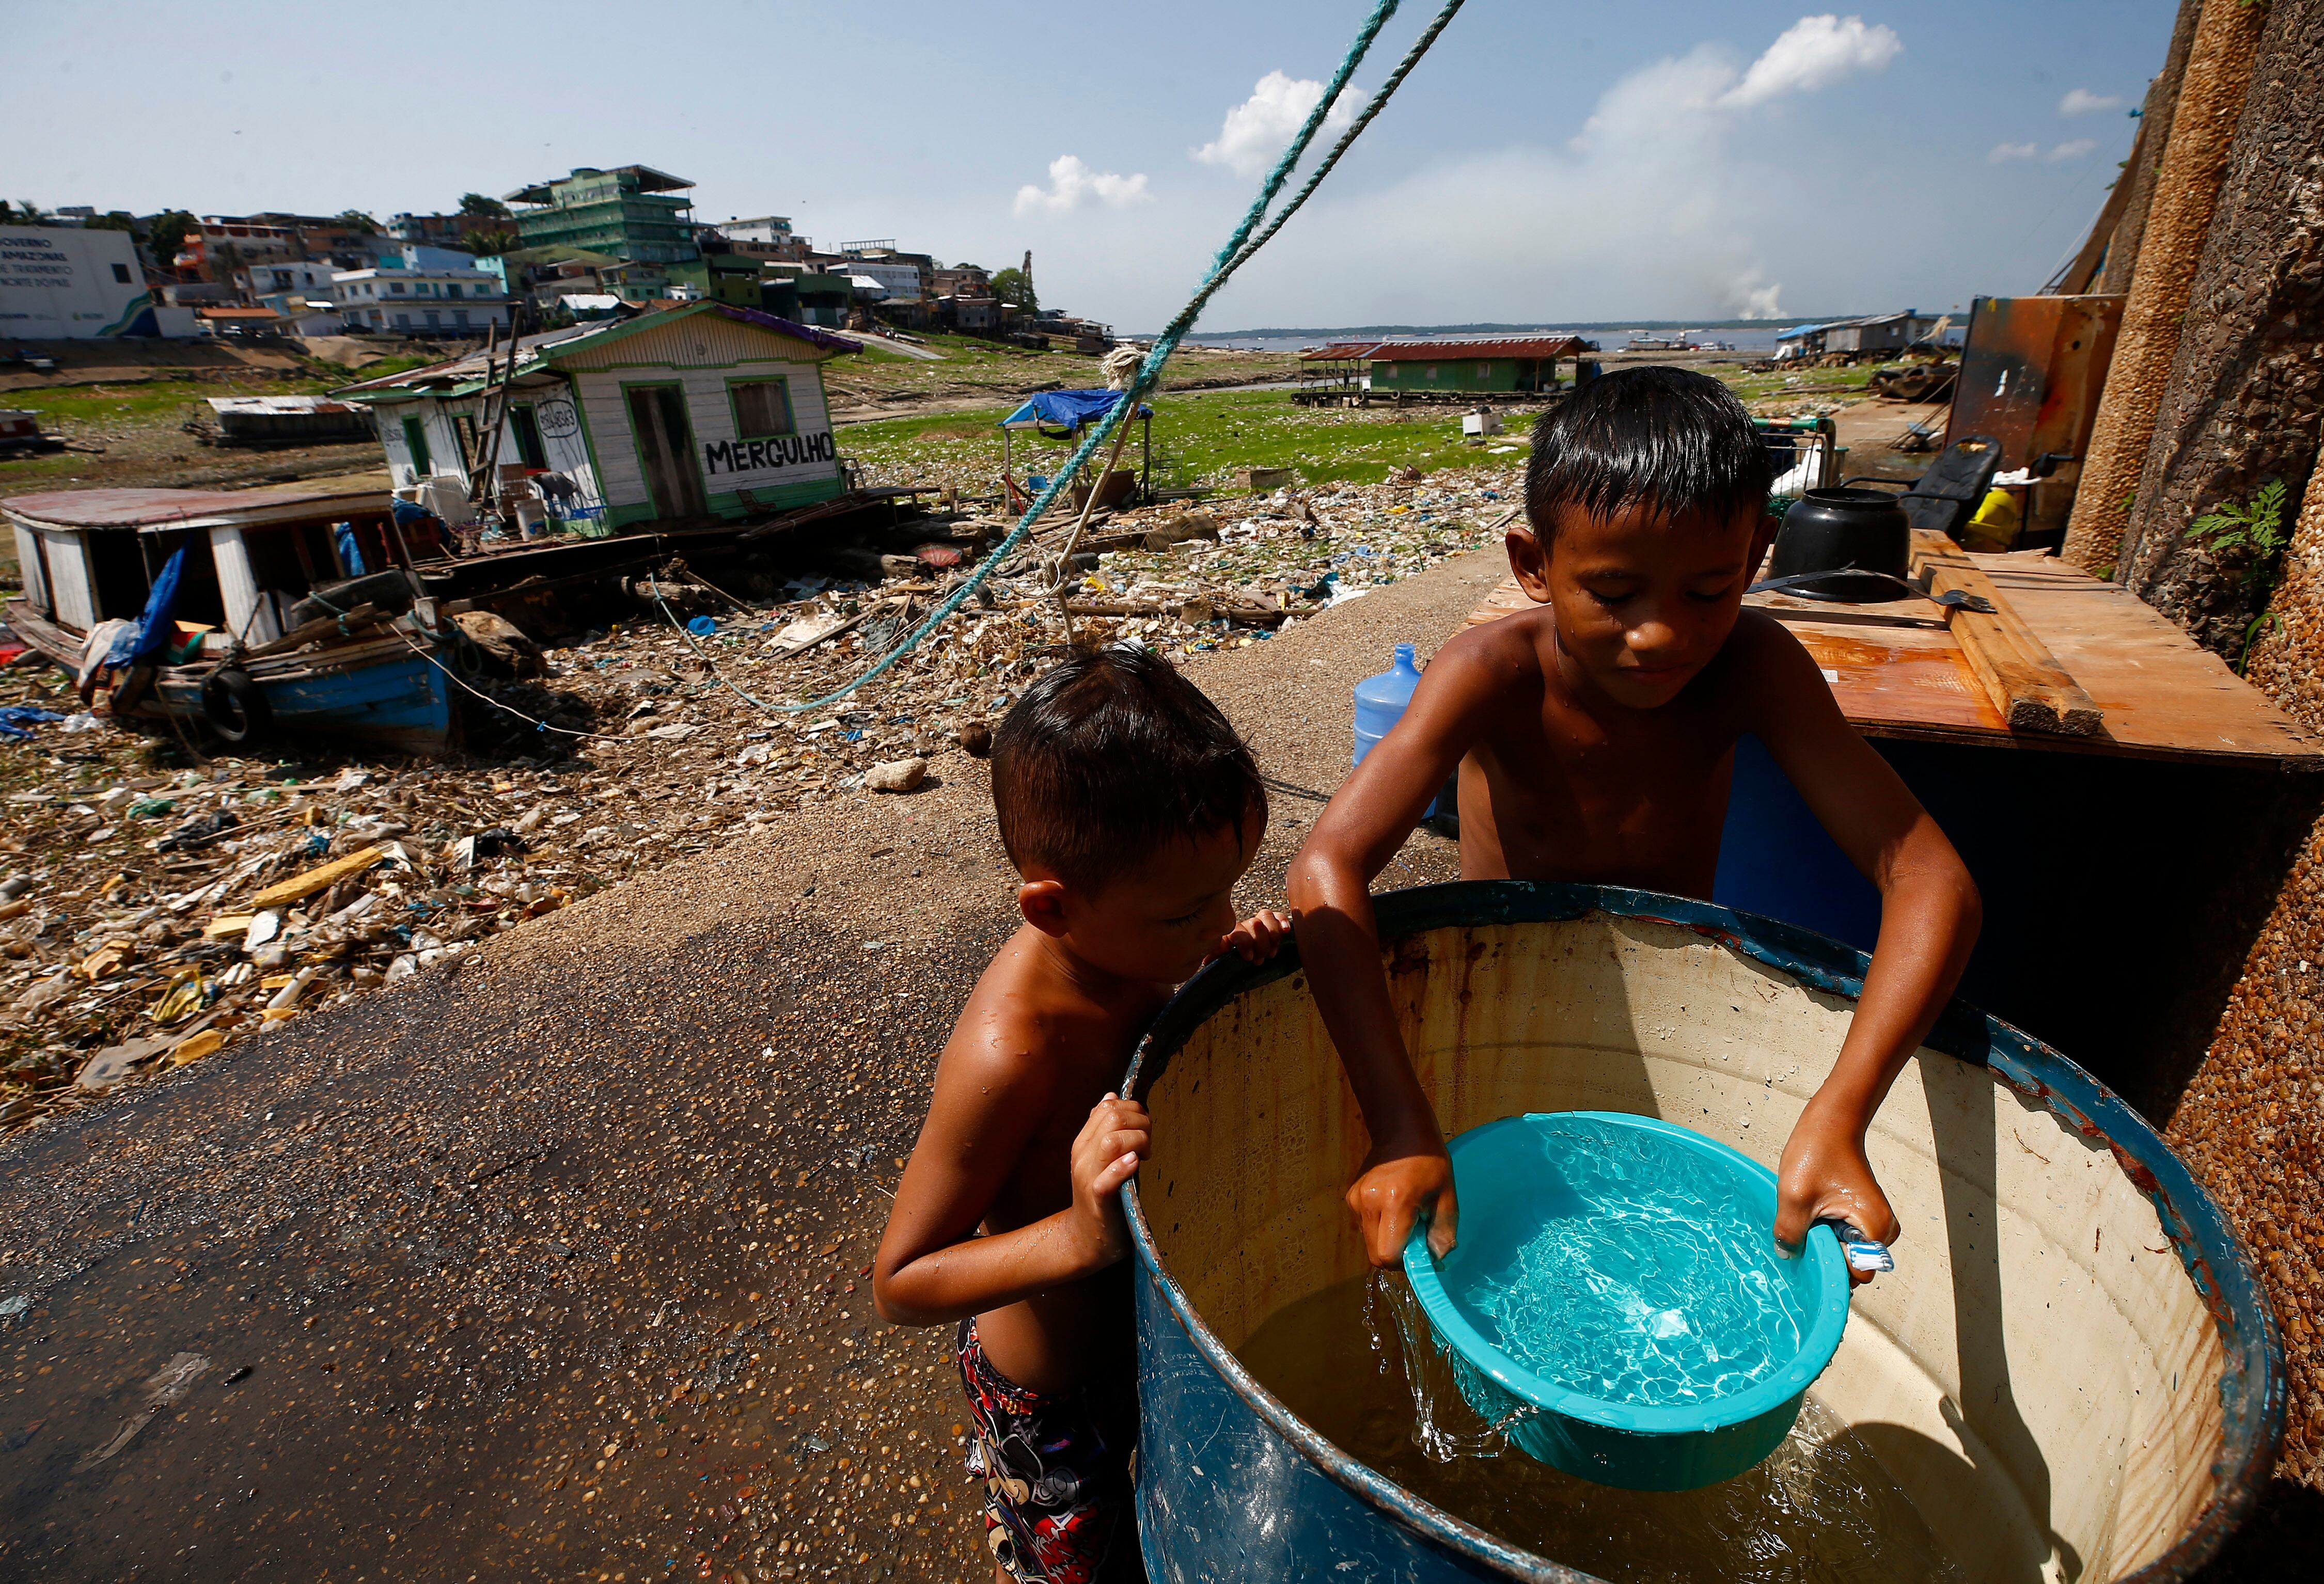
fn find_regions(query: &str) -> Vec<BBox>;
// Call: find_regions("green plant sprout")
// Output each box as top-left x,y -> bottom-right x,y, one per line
2190,479 -> 2289,590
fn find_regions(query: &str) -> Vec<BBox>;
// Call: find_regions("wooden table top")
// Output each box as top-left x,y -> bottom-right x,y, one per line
1462,550 -> 2322,768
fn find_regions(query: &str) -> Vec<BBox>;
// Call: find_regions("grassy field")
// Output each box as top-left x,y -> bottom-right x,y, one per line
820,338 -> 1304,413
843,387 -> 1533,495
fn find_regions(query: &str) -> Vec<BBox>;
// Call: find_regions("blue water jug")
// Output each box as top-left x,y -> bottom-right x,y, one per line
1353,643 -> 1458,829
1353,643 -> 1423,766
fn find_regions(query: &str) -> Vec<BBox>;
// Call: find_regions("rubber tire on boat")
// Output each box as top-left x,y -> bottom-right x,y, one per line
200,668 -> 272,746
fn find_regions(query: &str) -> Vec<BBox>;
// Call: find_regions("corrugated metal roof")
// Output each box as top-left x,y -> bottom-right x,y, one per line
206,395 -> 365,416
1361,336 -> 1589,361
3,476 -> 393,532
1299,341 -> 1381,361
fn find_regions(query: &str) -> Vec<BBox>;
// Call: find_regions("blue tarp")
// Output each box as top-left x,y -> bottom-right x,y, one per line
998,389 -> 1152,434
102,546 -> 186,671
0,706 -> 65,742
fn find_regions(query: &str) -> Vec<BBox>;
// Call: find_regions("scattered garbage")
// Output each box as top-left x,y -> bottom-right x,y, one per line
1,463 -> 1525,1132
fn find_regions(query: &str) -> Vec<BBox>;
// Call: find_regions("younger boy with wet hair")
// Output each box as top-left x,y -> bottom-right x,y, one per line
875,647 -> 1291,1583
1288,366 -> 1981,1278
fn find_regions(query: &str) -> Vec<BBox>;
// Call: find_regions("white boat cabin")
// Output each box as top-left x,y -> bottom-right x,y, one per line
5,479 -> 400,652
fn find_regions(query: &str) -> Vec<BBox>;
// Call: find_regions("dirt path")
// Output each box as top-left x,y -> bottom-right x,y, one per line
0,548 -> 1505,1583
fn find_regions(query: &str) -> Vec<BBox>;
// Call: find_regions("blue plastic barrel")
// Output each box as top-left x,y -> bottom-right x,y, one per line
1124,881 -> 2281,1582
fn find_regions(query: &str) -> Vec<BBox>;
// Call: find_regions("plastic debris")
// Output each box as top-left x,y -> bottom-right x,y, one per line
1,462 -> 1524,1133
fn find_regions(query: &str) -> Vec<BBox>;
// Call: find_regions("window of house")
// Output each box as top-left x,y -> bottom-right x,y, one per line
447,283 -> 462,299
390,281 -> 405,294
453,309 -> 469,328
112,263 -> 133,284
395,312 -> 411,329
731,379 -> 794,438
426,309 -> 440,327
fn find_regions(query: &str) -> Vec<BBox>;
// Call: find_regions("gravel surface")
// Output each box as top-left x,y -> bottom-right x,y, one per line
0,546 -> 1505,1582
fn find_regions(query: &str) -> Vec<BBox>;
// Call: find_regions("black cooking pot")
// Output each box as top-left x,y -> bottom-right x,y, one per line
1766,488 -> 1912,602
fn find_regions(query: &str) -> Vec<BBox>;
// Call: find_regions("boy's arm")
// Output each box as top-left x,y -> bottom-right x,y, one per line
872,1039 -> 1149,1326
1741,620 -> 1981,1270
1286,639 -> 1500,1268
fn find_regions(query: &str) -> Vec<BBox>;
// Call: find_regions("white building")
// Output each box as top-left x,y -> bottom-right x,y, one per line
719,215 -> 794,245
255,290 -> 351,338
847,260 -> 922,302
331,264 -> 511,334
236,260 -> 335,299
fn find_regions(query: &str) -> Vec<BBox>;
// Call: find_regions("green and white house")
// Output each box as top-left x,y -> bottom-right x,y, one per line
340,302 -> 859,531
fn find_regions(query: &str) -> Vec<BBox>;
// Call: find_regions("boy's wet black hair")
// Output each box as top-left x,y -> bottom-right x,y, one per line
992,646 -> 1263,895
1524,366 -> 1771,540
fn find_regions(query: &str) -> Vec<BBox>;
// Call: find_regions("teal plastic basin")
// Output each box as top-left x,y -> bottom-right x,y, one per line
1403,1111 -> 1852,1491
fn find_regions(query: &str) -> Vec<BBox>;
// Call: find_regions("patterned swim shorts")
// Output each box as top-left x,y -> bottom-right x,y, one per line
955,1318 -> 1141,1583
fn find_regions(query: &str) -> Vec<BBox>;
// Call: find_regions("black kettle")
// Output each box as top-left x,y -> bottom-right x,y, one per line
1765,488 -> 1912,603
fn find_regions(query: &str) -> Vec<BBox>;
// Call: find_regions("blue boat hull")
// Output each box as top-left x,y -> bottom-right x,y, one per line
149,643 -> 458,756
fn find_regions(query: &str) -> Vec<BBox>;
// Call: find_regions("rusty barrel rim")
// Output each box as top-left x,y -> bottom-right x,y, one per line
1120,880 -> 2285,1584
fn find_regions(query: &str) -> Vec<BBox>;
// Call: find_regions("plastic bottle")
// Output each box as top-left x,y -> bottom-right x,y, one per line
1354,643 -> 1458,831
1353,642 -> 1423,766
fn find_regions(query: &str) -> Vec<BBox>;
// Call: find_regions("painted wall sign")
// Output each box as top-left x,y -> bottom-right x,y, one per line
0,227 -> 153,338
535,397 -> 581,438
701,431 -> 834,476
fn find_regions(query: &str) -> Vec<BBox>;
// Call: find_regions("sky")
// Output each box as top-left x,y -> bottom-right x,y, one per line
3,1 -> 2177,332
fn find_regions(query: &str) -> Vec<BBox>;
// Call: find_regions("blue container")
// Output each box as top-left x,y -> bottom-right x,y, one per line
1356,642 -> 1457,825
1355,642 -> 1424,765
1402,1112 -> 1851,1491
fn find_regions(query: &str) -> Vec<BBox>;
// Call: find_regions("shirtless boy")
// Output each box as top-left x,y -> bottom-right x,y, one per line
1286,367 -> 1982,1278
874,648 -> 1291,1583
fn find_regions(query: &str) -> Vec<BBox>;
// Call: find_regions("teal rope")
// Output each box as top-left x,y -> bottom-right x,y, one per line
771,0 -> 1441,712
1222,0 -> 1466,278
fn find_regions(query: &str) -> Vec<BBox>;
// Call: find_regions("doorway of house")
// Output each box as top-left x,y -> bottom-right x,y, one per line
625,386 -> 707,521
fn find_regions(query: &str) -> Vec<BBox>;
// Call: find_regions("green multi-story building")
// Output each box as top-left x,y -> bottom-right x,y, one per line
504,166 -> 700,267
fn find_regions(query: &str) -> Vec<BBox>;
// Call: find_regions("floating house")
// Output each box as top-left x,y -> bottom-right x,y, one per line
338,300 -> 859,532
1352,336 -> 1593,396
1778,310 -> 1955,359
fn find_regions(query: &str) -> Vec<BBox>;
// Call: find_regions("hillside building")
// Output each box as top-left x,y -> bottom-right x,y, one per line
505,166 -> 699,267
332,263 -> 511,335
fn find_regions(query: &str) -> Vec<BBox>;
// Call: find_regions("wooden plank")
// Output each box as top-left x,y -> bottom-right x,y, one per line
1910,532 -> 2103,736
1970,551 -> 2324,764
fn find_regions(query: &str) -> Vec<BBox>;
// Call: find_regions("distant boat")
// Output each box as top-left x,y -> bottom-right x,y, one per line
1623,329 -> 1732,353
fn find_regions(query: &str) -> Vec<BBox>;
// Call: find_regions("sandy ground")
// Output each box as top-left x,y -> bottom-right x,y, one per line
0,547 -> 1497,1582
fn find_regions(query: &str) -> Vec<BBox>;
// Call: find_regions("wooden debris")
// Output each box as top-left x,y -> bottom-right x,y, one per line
1910,533 -> 2102,735
248,845 -> 389,909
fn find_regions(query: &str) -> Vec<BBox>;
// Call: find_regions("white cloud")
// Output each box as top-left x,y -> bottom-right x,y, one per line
1718,14 -> 1903,109
1989,141 -> 2039,163
2060,88 -> 2124,116
1013,155 -> 1151,217
2045,138 -> 2098,162
1194,70 -> 1361,179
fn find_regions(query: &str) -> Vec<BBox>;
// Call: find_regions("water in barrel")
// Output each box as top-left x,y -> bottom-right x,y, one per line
1238,1277 -> 1967,1583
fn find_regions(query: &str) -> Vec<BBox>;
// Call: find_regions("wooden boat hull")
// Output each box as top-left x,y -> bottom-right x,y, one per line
5,598 -> 459,757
